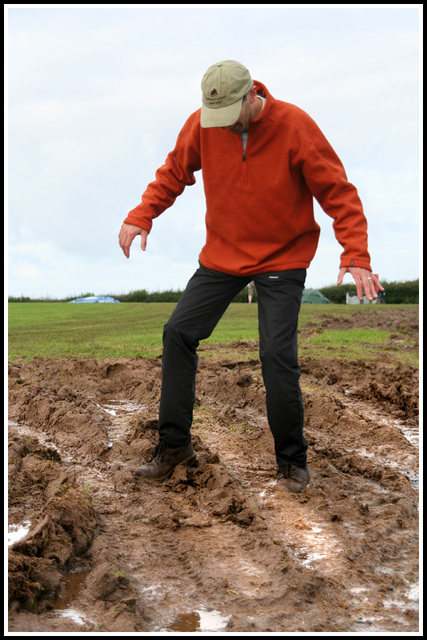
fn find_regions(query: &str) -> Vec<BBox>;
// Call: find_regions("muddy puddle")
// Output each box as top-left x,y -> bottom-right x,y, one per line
164,607 -> 231,632
7,307 -> 420,633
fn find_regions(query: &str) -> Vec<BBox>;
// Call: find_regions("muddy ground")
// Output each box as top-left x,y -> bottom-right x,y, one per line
7,307 -> 420,633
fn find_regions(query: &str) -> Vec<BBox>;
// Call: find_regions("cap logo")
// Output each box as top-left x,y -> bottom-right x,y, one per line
210,89 -> 218,97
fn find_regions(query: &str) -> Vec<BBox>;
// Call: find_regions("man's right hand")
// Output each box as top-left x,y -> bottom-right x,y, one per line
118,223 -> 148,259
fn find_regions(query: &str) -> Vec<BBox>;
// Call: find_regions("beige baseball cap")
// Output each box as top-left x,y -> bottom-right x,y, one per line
200,60 -> 253,128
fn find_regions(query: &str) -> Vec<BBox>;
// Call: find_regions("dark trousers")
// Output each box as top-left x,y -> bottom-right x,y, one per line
158,264 -> 308,468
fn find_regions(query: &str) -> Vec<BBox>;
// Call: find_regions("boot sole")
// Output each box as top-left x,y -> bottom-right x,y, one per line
273,477 -> 310,493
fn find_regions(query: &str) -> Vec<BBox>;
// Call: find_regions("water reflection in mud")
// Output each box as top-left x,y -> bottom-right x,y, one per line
98,398 -> 142,447
8,520 -> 31,546
163,607 -> 230,633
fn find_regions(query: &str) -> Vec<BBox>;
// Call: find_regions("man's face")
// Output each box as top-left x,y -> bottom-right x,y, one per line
225,97 -> 252,134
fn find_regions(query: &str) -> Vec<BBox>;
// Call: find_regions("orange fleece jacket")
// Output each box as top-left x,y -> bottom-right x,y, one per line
124,81 -> 371,275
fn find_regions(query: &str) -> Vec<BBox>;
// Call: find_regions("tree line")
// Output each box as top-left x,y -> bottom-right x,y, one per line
8,279 -> 419,304
318,279 -> 419,304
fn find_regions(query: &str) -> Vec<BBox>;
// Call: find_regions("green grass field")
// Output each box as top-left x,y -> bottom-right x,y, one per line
7,302 -> 418,366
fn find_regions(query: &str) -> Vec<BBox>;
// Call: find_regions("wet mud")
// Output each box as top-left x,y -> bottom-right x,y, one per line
7,307 -> 419,632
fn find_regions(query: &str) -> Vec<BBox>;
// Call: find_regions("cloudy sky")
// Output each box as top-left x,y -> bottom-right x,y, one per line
6,4 -> 421,299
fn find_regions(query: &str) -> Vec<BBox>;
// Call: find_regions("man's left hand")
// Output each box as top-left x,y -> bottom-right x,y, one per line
337,267 -> 384,301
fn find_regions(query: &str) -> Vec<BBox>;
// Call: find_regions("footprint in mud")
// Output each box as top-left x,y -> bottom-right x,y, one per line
130,436 -> 257,528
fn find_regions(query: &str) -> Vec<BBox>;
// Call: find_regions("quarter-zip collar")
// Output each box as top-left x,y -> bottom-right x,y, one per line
250,80 -> 271,126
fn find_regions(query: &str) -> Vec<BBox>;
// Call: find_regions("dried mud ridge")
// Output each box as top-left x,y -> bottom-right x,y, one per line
8,309 -> 419,632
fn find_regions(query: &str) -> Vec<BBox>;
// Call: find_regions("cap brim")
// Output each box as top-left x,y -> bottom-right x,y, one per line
200,98 -> 243,128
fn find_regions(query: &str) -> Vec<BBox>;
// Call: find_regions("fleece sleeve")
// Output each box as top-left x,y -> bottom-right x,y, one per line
124,111 -> 202,233
300,123 -> 372,271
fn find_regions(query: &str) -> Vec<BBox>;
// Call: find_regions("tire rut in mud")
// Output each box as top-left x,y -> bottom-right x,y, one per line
8,332 -> 419,632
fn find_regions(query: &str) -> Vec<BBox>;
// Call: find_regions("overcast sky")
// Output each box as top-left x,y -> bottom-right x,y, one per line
6,4 -> 421,299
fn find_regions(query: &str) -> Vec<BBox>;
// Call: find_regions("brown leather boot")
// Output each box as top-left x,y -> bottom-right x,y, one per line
275,464 -> 310,493
135,440 -> 196,481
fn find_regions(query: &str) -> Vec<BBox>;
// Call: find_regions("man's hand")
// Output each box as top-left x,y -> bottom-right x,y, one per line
337,267 -> 384,301
118,223 -> 148,259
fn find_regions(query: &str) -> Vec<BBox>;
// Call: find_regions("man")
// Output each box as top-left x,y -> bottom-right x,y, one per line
247,281 -> 256,304
119,60 -> 383,493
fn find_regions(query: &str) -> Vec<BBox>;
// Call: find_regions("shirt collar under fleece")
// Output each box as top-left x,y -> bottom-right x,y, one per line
241,94 -> 266,151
